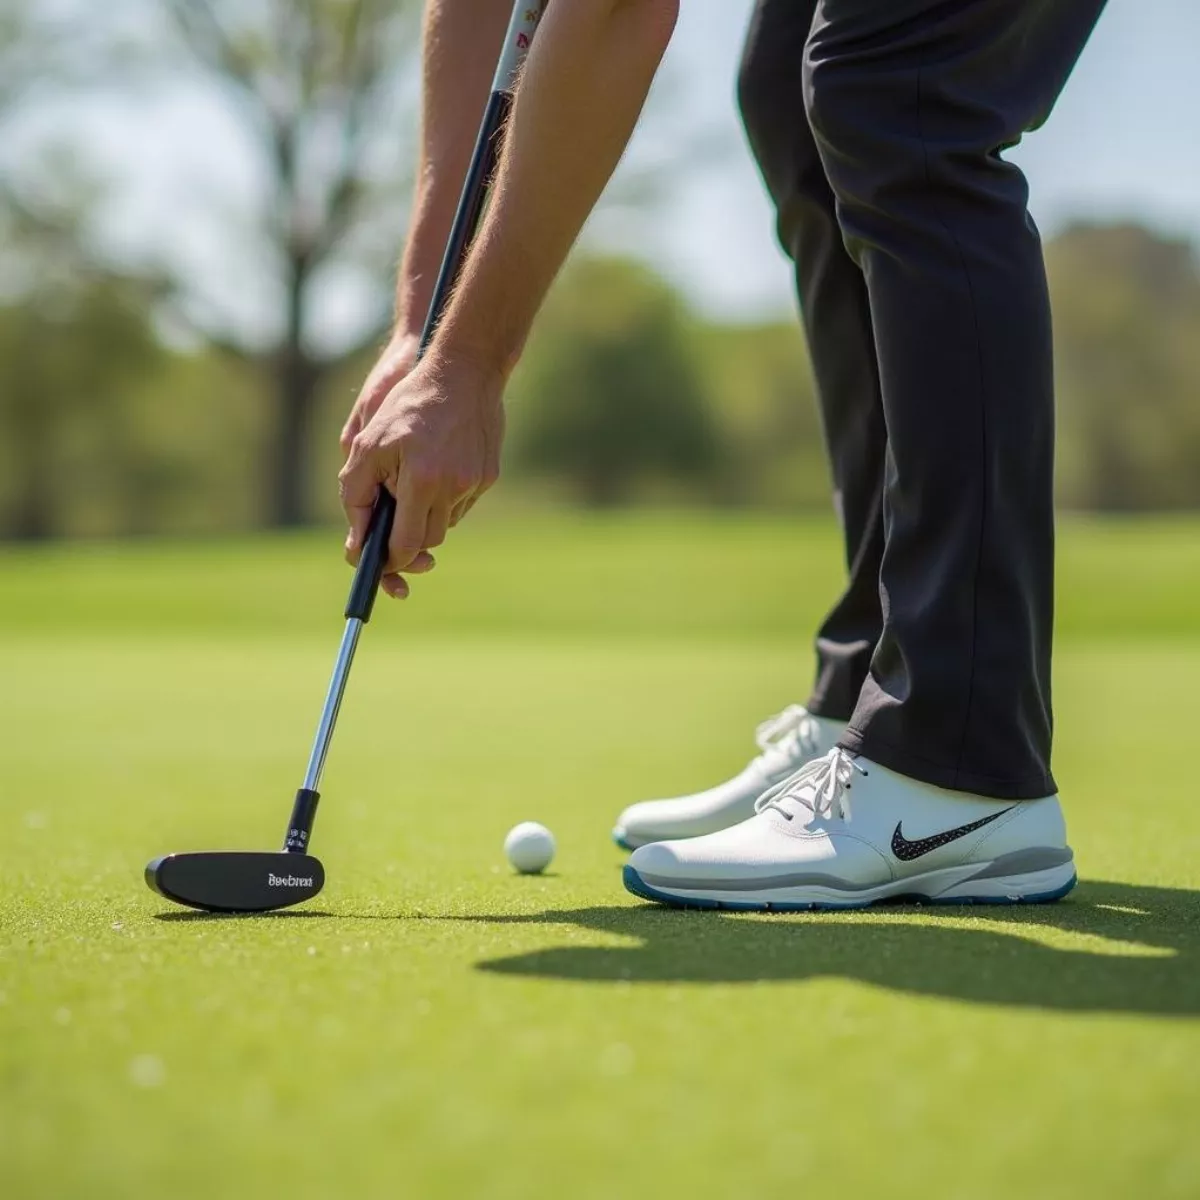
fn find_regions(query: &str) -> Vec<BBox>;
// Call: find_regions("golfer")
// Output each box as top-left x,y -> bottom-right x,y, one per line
338,0 -> 1106,910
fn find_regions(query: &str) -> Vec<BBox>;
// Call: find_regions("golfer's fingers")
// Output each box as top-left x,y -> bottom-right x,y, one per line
340,369 -> 396,460
386,475 -> 432,577
379,551 -> 436,583
339,412 -> 362,460
339,389 -> 381,461
450,493 -> 478,528
381,552 -> 435,597
422,500 -> 454,552
450,454 -> 498,527
376,550 -> 436,602
338,451 -> 384,566
404,550 -> 436,575
380,572 -> 410,600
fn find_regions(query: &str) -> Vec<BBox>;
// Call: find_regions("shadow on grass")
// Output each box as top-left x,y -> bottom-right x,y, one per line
466,880 -> 1200,1016
154,910 -> 338,921
150,881 -> 1200,1016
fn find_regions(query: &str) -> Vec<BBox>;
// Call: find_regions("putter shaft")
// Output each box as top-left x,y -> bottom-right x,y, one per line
281,617 -> 362,853
302,617 -> 363,795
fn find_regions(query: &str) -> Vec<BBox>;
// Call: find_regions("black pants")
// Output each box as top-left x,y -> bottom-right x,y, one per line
738,0 -> 1106,799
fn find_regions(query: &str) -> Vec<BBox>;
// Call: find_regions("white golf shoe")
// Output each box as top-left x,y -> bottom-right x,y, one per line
624,747 -> 1076,910
612,706 -> 845,851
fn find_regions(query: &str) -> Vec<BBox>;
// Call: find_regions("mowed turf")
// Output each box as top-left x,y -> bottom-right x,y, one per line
1,511 -> 1198,1200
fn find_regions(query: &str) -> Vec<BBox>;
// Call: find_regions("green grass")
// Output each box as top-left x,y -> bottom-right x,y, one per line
2,510 -> 1198,1199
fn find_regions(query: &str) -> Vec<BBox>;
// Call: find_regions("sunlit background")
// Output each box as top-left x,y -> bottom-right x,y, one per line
1,0 -> 1198,535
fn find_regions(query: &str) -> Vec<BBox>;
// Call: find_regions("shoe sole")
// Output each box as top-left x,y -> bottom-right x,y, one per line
612,829 -> 639,853
623,863 -> 1078,911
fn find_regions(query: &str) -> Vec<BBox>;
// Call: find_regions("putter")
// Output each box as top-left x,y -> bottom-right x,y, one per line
146,0 -> 547,914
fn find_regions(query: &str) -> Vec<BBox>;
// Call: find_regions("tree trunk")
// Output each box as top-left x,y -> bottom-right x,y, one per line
268,257 -> 321,528
579,466 -> 628,508
9,451 -> 55,540
7,371 -> 56,541
270,342 -> 321,528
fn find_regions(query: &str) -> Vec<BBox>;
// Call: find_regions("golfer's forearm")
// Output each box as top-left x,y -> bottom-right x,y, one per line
395,0 -> 511,339
432,0 -> 678,376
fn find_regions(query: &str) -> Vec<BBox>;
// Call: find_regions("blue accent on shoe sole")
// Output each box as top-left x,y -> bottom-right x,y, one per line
612,831 -> 636,852
622,865 -> 1078,912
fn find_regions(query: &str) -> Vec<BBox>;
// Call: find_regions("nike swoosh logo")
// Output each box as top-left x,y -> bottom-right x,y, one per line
891,808 -> 1012,861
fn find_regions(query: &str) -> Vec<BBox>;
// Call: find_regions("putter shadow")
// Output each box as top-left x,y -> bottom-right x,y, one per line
153,909 -> 338,921
460,880 -> 1200,1018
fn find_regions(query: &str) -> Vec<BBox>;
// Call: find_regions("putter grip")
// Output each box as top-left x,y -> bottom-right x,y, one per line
345,489 -> 396,622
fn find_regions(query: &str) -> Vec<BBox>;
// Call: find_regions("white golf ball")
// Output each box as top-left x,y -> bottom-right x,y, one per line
504,822 -> 555,874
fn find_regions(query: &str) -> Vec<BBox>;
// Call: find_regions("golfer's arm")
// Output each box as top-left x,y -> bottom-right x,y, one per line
394,0 -> 512,340
432,0 -> 679,377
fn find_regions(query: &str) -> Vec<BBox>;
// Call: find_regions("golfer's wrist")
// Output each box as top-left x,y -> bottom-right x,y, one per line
431,325 -> 520,386
421,339 -> 511,405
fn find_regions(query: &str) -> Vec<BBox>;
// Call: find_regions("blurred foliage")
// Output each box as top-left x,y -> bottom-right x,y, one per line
0,0 -> 726,533
692,320 -> 827,508
0,282 -> 159,540
1050,223 -> 1200,510
4,222 -> 1200,538
508,259 -> 720,506
505,257 -> 828,508
0,117 -> 264,538
0,0 -> 424,529
0,187 -> 162,540
2,0 -> 1198,541
1,9 -> 1198,551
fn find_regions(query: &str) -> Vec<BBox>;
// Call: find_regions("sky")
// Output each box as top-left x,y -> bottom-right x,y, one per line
10,0 -> 1200,331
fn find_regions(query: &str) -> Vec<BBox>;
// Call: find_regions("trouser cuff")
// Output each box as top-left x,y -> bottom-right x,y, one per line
838,725 -> 1057,801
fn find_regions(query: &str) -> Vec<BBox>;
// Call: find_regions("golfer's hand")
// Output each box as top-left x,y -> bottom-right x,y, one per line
339,332 -> 421,460
338,354 -> 504,600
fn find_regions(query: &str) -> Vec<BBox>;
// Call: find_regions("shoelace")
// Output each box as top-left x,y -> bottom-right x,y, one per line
752,705 -> 821,771
754,747 -> 868,823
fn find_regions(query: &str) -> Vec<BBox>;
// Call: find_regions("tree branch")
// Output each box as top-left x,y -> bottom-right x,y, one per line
307,1 -> 417,262
164,0 -> 256,91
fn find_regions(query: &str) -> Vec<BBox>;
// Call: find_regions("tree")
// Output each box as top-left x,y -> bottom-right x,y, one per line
0,197 -> 165,539
0,2 -> 170,538
511,258 -> 720,506
693,321 -> 826,508
154,0 -> 423,527
1048,223 -> 1200,510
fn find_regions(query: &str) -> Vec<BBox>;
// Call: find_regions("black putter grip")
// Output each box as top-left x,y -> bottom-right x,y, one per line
345,489 -> 396,622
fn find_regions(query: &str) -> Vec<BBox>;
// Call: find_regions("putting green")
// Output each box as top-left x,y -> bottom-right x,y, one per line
2,512 -> 1197,1199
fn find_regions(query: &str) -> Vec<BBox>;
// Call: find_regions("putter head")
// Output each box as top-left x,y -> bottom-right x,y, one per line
145,851 -> 324,913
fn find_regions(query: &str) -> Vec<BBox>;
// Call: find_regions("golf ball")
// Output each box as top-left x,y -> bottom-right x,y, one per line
504,822 -> 555,874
